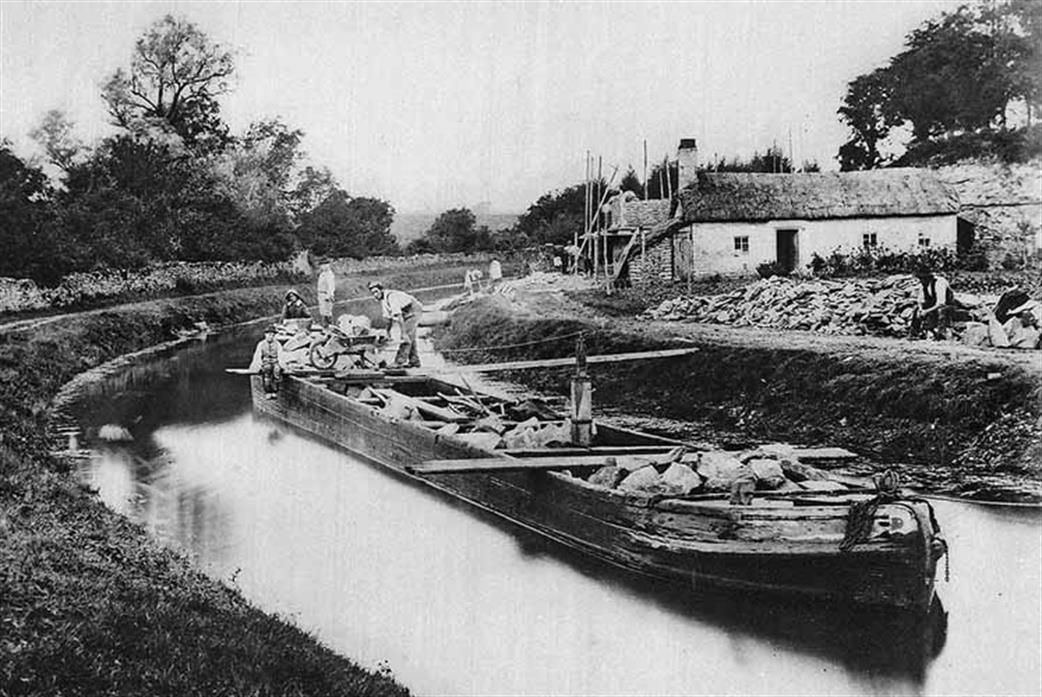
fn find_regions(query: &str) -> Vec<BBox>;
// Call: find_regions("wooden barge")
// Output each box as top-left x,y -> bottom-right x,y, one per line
249,363 -> 946,612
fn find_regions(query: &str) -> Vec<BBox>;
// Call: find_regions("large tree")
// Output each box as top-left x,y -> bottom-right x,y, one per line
0,142 -> 67,284
297,190 -> 398,259
29,110 -> 86,173
407,207 -> 491,254
837,0 -> 1041,169
837,69 -> 901,171
210,118 -> 306,228
102,15 -> 235,151
513,183 -> 594,246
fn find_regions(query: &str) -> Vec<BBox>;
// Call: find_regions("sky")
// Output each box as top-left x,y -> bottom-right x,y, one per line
1,0 -> 961,214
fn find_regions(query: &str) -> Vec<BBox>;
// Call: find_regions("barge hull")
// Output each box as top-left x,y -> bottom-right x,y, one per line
252,375 -> 938,610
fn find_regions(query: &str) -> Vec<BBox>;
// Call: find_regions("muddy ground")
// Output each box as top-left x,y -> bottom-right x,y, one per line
434,278 -> 1041,503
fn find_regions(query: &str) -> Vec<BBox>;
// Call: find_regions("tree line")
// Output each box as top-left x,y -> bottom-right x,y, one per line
1,16 -> 399,286
838,0 -> 1041,169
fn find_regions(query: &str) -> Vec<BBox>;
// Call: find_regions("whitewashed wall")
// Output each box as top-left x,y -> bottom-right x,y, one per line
684,215 -> 958,276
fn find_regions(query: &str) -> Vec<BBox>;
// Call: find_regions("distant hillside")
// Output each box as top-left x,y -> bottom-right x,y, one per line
391,212 -> 520,243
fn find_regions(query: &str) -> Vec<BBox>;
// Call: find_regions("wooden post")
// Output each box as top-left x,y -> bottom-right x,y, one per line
583,152 -> 590,274
641,229 -> 647,290
688,226 -> 695,294
643,139 -> 648,201
597,156 -> 603,282
570,335 -> 593,446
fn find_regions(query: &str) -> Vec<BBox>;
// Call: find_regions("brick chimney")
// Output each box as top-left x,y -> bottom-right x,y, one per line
677,138 -> 699,191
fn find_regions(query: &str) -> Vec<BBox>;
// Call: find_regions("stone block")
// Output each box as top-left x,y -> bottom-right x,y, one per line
588,464 -> 626,489
618,465 -> 662,493
747,458 -> 786,490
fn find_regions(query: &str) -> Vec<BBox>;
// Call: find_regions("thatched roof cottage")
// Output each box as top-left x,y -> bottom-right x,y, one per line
626,141 -> 962,283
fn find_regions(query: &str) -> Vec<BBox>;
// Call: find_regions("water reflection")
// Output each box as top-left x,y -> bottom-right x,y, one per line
65,327 -> 1041,697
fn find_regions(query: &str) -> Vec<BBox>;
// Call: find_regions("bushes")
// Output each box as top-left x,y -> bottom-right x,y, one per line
756,261 -> 790,279
1,261 -> 305,315
808,243 -> 988,278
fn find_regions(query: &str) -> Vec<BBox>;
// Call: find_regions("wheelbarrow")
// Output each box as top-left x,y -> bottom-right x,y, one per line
308,326 -> 385,369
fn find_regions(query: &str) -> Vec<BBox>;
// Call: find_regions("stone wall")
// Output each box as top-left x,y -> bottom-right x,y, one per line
630,237 -> 673,284
935,159 -> 1042,266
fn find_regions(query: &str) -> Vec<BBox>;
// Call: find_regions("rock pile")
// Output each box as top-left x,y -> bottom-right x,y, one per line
584,442 -> 847,497
640,275 -> 924,338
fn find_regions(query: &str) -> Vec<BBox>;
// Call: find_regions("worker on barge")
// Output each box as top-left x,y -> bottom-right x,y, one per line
368,281 -> 422,368
249,325 -> 287,399
282,289 -> 311,324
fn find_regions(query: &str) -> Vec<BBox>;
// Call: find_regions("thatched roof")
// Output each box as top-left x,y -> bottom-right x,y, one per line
677,169 -> 959,223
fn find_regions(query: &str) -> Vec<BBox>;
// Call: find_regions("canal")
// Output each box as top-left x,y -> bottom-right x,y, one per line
60,324 -> 1042,697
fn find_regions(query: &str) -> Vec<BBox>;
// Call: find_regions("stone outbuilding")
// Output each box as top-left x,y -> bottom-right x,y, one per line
598,192 -> 671,284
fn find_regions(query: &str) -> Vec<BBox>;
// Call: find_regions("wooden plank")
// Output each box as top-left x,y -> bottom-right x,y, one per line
504,446 -> 680,457
412,452 -> 676,475
793,447 -> 858,460
412,456 -> 594,474
610,233 -> 641,283
417,347 -> 699,375
227,367 -> 336,376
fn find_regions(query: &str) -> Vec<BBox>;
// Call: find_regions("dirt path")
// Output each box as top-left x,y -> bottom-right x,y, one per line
507,283 -> 1042,377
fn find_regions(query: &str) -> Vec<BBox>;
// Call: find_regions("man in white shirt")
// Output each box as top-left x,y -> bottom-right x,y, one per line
913,267 -> 954,340
368,281 -> 422,368
488,258 -> 503,288
316,259 -> 336,326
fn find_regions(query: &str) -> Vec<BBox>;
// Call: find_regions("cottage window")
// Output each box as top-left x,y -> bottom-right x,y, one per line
863,233 -> 877,248
733,236 -> 750,254
918,234 -> 931,248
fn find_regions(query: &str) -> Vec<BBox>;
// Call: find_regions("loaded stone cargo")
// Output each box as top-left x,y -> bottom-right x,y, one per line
586,442 -> 847,497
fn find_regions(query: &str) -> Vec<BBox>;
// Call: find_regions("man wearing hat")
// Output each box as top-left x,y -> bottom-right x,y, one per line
368,281 -> 422,368
282,289 -> 310,323
316,258 -> 336,327
248,325 -> 286,398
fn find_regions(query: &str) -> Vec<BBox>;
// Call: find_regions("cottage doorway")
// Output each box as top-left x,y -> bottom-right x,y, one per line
776,229 -> 799,273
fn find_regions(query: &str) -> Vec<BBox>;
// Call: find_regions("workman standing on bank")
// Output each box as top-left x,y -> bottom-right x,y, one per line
248,325 -> 286,398
368,281 -> 422,368
316,258 -> 336,327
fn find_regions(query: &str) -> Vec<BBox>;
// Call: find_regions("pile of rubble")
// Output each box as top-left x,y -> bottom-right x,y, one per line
640,275 -> 924,338
582,442 -> 847,497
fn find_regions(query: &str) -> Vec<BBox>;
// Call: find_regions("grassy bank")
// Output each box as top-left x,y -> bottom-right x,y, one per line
2,264 -> 477,694
434,298 -> 1041,498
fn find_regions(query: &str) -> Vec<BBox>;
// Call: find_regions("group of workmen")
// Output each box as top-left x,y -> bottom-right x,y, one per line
911,266 -> 1039,349
250,258 -> 423,397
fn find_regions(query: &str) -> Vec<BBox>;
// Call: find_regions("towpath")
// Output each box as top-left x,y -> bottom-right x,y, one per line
503,279 -> 1042,377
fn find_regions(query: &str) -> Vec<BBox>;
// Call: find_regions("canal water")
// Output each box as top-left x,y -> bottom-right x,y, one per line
62,325 -> 1042,697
